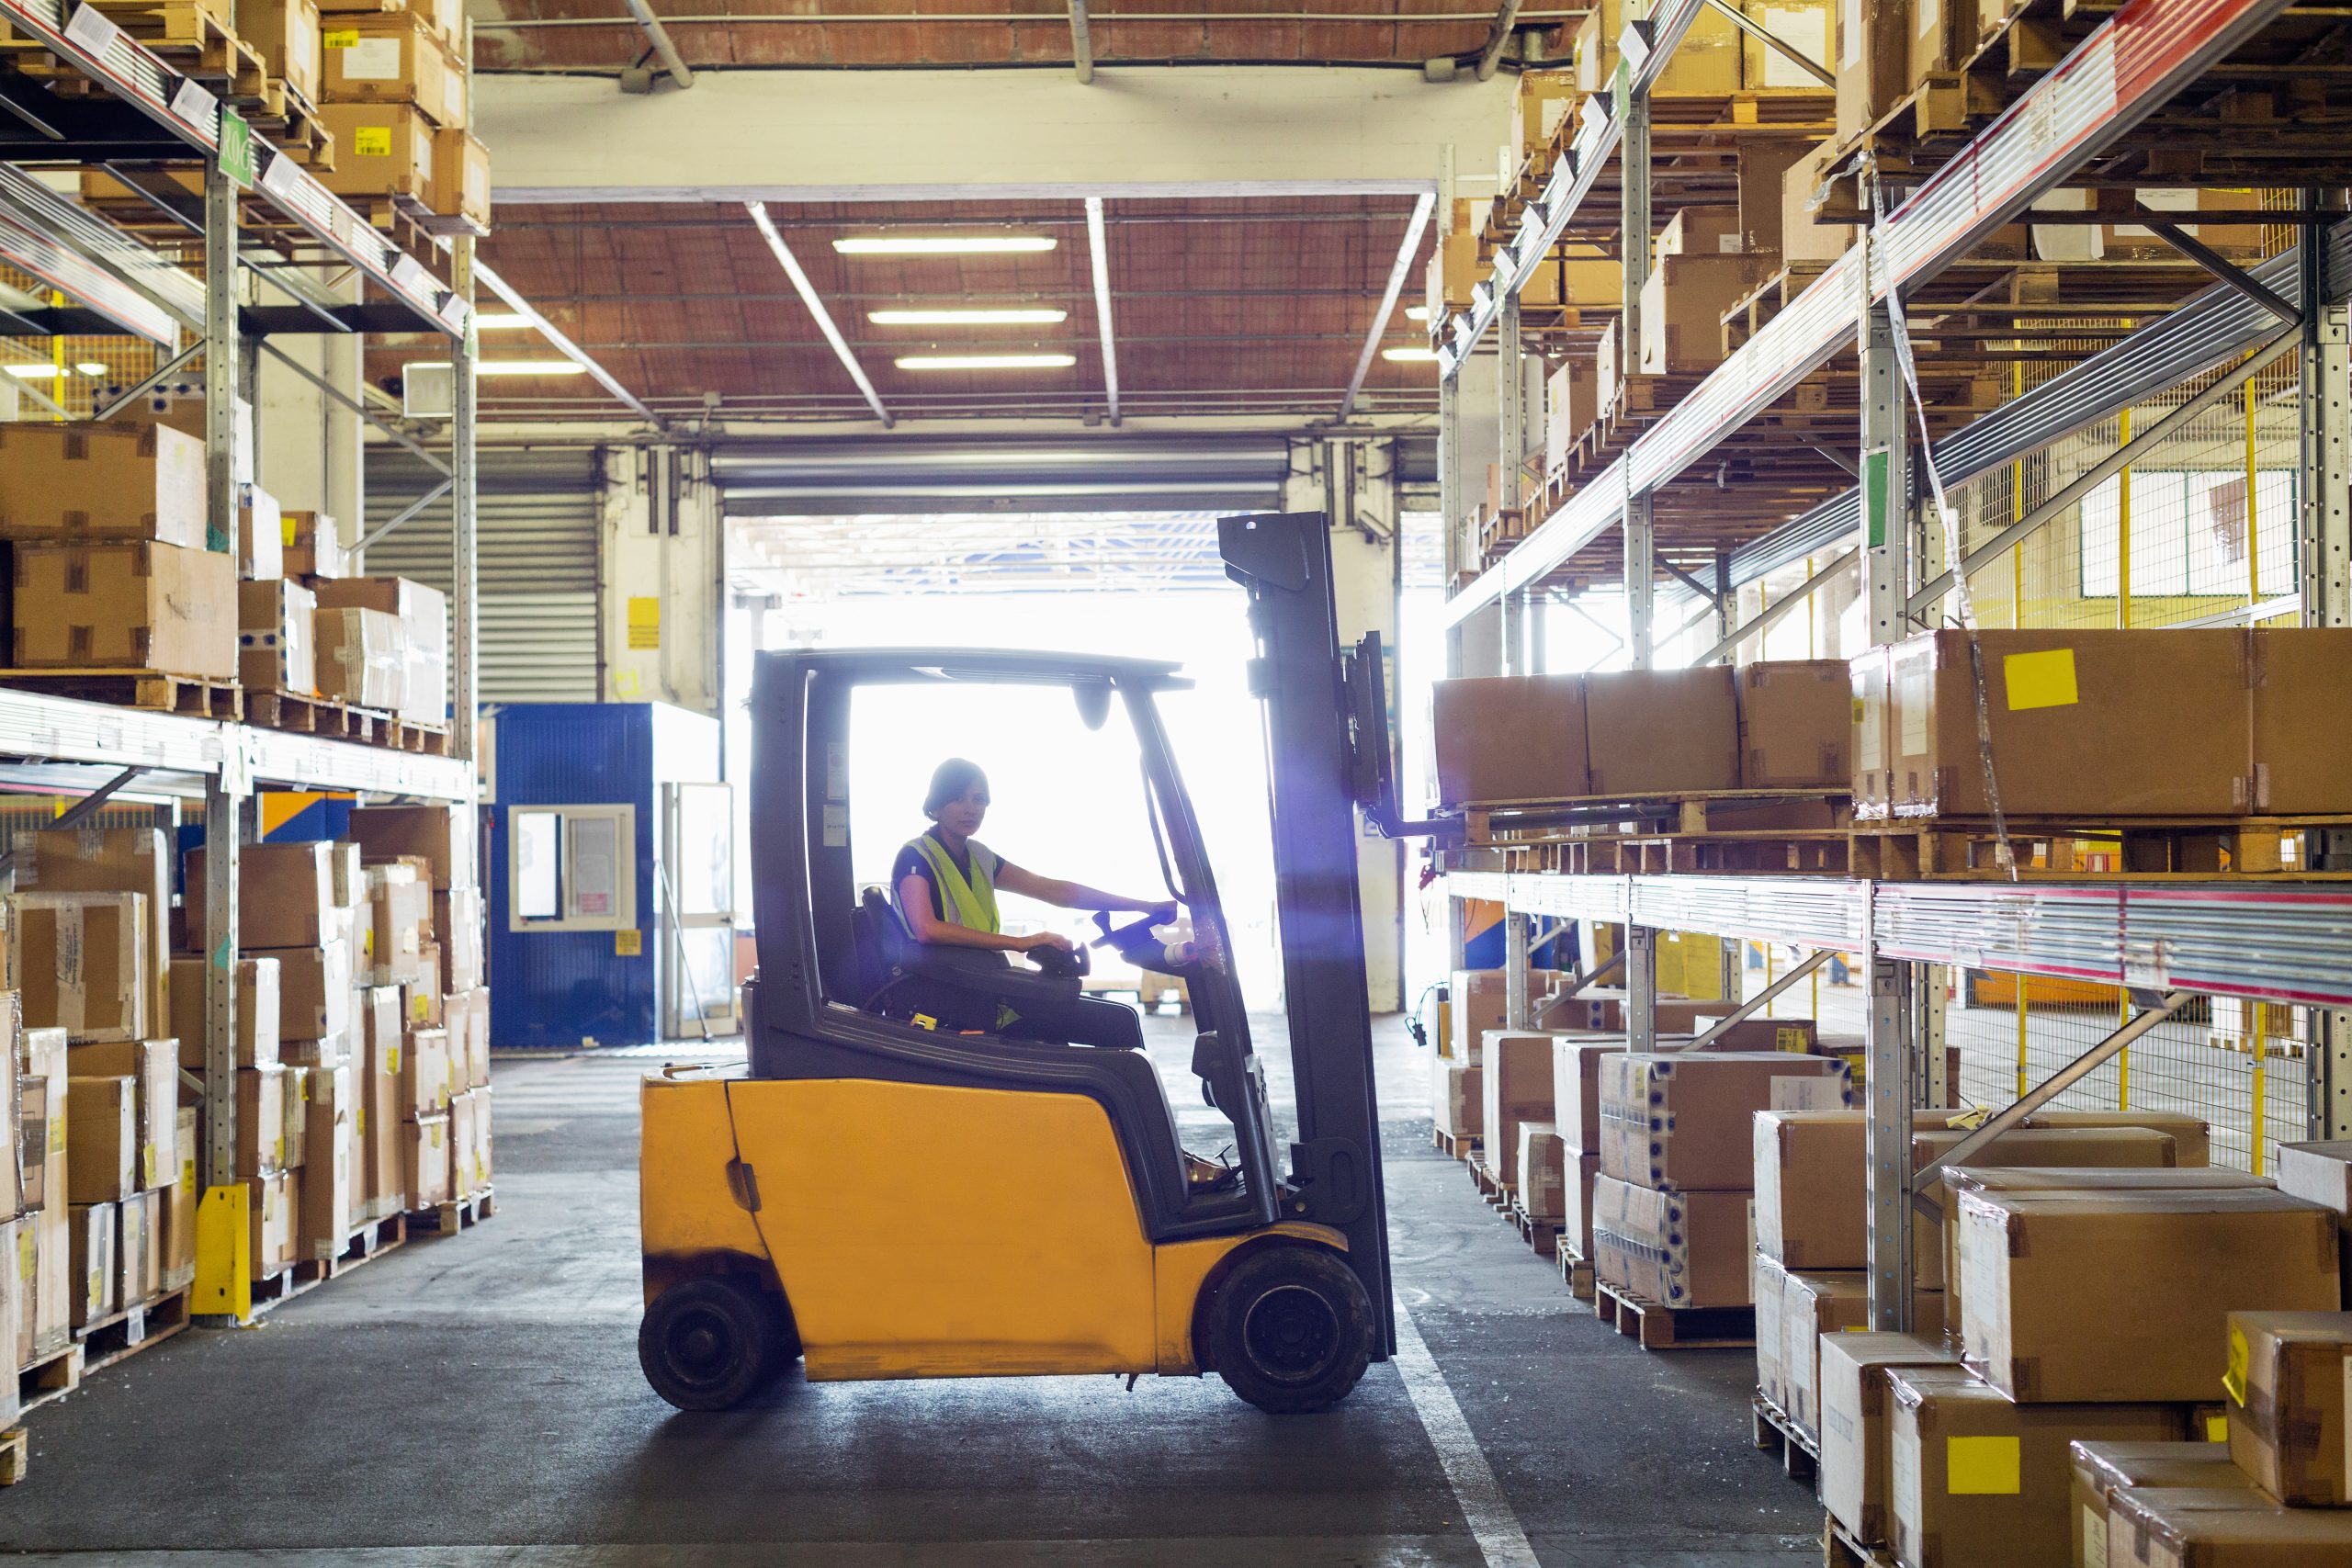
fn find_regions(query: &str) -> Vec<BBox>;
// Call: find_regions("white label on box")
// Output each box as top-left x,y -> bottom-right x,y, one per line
822,804 -> 848,848
1917,0 -> 1939,40
168,76 -> 217,129
1840,0 -> 1860,68
62,4 -> 122,58
1771,1074 -> 1843,1111
341,35 -> 402,80
1898,660 -> 1929,759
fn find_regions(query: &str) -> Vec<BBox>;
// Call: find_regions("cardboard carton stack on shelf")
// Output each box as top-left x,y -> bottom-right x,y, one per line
317,0 -> 490,231
313,576 -> 450,731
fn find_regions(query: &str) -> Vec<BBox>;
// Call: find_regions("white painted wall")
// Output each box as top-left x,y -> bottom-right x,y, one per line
476,66 -> 1516,201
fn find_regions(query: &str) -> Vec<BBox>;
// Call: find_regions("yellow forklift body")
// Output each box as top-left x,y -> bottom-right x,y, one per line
640,1067 -> 1343,1381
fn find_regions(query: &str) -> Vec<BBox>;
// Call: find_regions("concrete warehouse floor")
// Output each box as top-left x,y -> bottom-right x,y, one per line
0,1017 -> 1820,1566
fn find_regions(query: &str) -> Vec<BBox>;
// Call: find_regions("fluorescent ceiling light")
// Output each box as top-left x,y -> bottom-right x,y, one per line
405,359 -> 588,378
894,353 -> 1077,371
1404,304 -> 1430,322
834,235 -> 1057,256
472,311 -> 540,331
2,364 -> 59,378
1381,346 -> 1441,362
868,307 -> 1069,325
74,362 -> 108,377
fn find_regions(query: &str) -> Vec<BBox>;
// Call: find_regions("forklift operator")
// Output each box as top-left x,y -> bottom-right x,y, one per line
894,757 -> 1177,1052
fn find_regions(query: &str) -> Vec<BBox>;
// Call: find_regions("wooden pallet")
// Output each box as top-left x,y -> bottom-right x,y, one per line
0,669 -> 241,720
1507,1199 -> 1562,1260
1464,787 -> 1851,846
1466,1152 -> 1504,1201
0,1426 -> 26,1485
1822,1512 -> 1901,1568
248,1261 -> 318,1315
411,1186 -> 496,1236
383,716 -> 454,757
1752,1393 -> 1821,1487
300,1211 -> 406,1284
15,1339 -> 82,1417
76,1286 -> 190,1376
1556,1240 -> 1596,1301
248,688 -> 387,744
1432,1127 -> 1479,1162
1850,813 -> 2352,881
1593,1280 -> 1756,1349
82,0 -> 272,104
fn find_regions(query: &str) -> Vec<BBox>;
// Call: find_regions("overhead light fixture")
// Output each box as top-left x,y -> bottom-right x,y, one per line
1,364 -> 59,378
1404,304 -> 1430,322
471,311 -> 540,331
1381,345 -> 1441,363
894,353 -> 1077,371
74,362 -> 108,377
404,359 -> 588,378
834,235 -> 1057,256
868,307 -> 1069,325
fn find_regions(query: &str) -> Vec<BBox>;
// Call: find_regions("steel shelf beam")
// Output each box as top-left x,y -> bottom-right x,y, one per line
1440,0 -> 2298,629
1446,871 -> 2352,1009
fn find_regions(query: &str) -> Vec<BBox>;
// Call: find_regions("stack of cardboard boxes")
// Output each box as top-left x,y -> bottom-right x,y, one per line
318,0 -> 490,231
245,560 -> 450,734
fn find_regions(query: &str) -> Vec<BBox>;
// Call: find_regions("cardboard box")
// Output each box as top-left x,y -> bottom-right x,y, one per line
1905,0 -> 1968,84
1584,668 -> 1742,795
2223,1312 -> 2352,1506
1782,1275 -> 1945,1441
1819,1332 -> 1962,1546
353,805 -> 476,891
234,1064 -> 287,1178
282,1063 -> 311,1171
115,1186 -> 154,1308
2070,1442 -> 2249,1568
11,1211 -> 38,1366
236,487 -> 283,582
15,892 -> 149,1043
1740,0 -> 1830,85
315,604 -> 405,709
253,942 -> 353,1043
1591,1174 -> 1750,1306
2249,629 -> 2352,816
243,0 -> 322,101
451,986 -> 490,1089
301,1059 -> 358,1256
1600,1052 -> 1853,1190
314,577 -> 447,727
1636,254 -> 1778,374
1552,1034 -> 1626,1156
1544,363 -> 1598,476
1756,1252 -> 1792,1408
13,828 -> 169,1032
469,1081 -> 492,1192
361,997 -> 405,1216
401,1027 -> 452,1119
1448,969 -> 1563,1064
1957,1188 -> 2341,1403
65,1074 -> 137,1202
282,511 -> 348,581
1481,1032 -> 1556,1192
2277,1140 -> 2352,1297
0,994 -> 18,1218
1887,1366 -> 2185,1568
429,128 -> 491,228
1740,660 -> 1852,788
2105,1484 -> 2352,1565
67,1040 -> 175,1189
11,542 -> 236,679
0,423 -> 208,550
21,1028 -> 69,1358
161,1104 -> 195,1289
246,1169 -> 293,1278
410,950 -> 445,1025
1836,0 -> 1910,141
405,1111 -> 452,1209
1754,1111 -> 2187,1278
1781,140 -> 1853,264
1657,205 -> 1747,259
0,1217 -> 15,1419
1537,988 -> 1740,1034
1860,630 -> 2254,819
168,954 -> 280,1070
1559,1150 -> 1603,1260
367,861 -> 430,986
67,1200 -> 115,1326
322,12 -> 463,127
185,840 -> 339,953
2014,1110 -> 2211,1168
239,579 -> 317,696
1517,1122 -> 1566,1223
1430,676 -> 1589,806
12,1074 -> 37,1218
448,1084 -> 481,1195
1574,0 -> 1742,93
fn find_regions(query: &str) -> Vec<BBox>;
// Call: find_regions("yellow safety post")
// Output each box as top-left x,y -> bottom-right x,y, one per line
2016,978 -> 2030,1099
2245,367 -> 2259,605
2117,986 -> 2131,1109
2012,364 -> 2027,627
2117,408 -> 2132,630
192,1184 -> 253,1322
2250,1007 -> 2267,1176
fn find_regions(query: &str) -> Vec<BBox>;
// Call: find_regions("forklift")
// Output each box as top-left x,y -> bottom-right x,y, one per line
637,511 -> 1413,1414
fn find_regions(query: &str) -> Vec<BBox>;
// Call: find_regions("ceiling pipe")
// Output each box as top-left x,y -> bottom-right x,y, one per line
618,0 -> 696,89
1472,0 -> 1522,79
1069,0 -> 1095,81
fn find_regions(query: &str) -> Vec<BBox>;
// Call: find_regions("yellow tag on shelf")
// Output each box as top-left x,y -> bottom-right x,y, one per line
323,27 -> 357,46
615,929 -> 642,956
353,126 -> 393,157
2003,648 -> 2079,712
2224,1324 -> 2250,1405
1947,1435 -> 2021,1495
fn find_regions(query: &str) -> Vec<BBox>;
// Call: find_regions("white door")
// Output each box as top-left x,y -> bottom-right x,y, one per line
660,781 -> 740,1038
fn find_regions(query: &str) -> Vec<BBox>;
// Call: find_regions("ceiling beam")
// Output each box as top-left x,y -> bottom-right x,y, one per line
1339,192 -> 1432,420
1069,0 -> 1096,82
475,261 -> 662,423
1083,196 -> 1120,425
745,202 -> 894,428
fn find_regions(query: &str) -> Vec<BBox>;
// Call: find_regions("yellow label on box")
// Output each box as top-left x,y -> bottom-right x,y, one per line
323,27 -> 358,47
2225,1323 -> 2250,1405
356,1106 -> 367,1135
1947,1436 -> 2020,1495
179,1153 -> 195,1190
388,1043 -> 401,1074
282,516 -> 299,546
353,126 -> 394,158
2002,648 -> 2078,712
2205,1414 -> 2229,1442
615,929 -> 642,956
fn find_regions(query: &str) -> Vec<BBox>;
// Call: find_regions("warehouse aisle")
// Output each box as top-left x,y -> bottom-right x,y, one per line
0,1020 -> 1816,1566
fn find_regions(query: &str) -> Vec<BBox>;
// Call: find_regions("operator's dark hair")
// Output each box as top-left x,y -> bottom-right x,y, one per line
923,757 -> 990,818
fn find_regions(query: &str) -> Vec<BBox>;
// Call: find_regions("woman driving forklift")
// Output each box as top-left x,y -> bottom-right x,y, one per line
894,757 -> 1177,1051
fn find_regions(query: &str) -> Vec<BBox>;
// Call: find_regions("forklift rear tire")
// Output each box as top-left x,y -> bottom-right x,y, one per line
639,1277 -> 780,1411
1206,1246 -> 1374,1415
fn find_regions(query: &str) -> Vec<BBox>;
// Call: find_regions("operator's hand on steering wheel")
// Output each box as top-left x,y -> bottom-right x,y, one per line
1144,900 -> 1181,926
1024,931 -> 1078,956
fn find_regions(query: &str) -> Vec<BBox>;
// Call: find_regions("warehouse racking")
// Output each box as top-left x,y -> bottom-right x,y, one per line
0,0 -> 487,1325
1434,0 -> 2352,1334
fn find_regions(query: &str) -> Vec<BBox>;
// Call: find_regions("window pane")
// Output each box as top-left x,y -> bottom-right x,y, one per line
2080,476 -> 2120,597
516,811 -> 560,919
2125,470 -> 2188,599
569,815 -> 619,919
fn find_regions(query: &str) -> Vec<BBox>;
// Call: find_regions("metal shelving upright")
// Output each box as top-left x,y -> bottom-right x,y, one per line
1432,0 -> 2352,1331
0,6 -> 480,1322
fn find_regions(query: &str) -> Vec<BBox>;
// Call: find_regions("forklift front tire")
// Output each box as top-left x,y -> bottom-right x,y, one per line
1206,1245 -> 1374,1415
639,1277 -> 782,1412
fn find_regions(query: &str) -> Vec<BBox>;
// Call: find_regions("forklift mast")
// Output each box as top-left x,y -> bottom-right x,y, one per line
1217,511 -> 1396,1357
